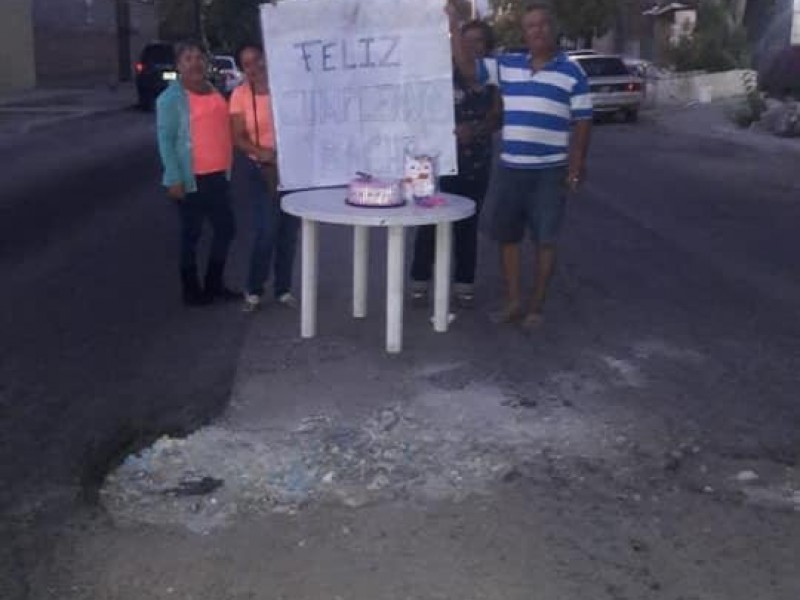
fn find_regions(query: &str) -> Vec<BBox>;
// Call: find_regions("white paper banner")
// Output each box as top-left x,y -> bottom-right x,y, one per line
261,0 -> 457,190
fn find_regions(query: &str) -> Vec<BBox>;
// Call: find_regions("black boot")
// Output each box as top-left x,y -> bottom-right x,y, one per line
204,260 -> 240,302
181,267 -> 212,306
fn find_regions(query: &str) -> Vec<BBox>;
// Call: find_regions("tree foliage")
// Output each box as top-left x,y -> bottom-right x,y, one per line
159,0 -> 263,51
555,0 -> 619,47
158,0 -> 197,41
488,0 -> 620,49
489,0 -> 526,49
161,0 -> 471,53
204,0 -> 263,52
160,0 -> 632,54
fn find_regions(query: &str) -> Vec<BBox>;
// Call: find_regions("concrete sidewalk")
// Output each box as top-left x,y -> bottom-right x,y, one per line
0,83 -> 136,136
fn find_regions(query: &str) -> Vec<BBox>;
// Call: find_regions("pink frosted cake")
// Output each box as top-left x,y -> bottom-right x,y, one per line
346,176 -> 404,208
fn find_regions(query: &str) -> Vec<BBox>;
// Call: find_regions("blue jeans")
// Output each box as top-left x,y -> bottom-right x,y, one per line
244,160 -> 298,297
179,172 -> 235,271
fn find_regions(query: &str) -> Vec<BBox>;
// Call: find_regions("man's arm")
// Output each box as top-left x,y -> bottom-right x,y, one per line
568,120 -> 591,191
568,68 -> 593,191
446,0 -> 476,82
230,113 -> 275,163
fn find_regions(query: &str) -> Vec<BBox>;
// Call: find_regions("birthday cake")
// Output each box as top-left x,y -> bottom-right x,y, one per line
346,175 -> 404,208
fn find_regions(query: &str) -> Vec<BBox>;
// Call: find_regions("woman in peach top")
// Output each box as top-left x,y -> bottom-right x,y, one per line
156,40 -> 238,306
230,43 -> 298,313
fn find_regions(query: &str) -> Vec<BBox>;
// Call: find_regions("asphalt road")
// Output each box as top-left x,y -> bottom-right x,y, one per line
2,108 -> 799,598
0,110 -> 253,515
3,109 -> 800,515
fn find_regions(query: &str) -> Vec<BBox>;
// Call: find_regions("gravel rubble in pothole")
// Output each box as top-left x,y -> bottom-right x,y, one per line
101,383 -> 605,532
101,371 -> 800,533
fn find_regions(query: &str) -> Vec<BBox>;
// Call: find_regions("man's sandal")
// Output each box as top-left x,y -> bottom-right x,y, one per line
490,304 -> 523,324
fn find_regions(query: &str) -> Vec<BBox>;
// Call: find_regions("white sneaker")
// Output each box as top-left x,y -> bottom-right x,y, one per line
276,292 -> 298,308
243,293 -> 262,313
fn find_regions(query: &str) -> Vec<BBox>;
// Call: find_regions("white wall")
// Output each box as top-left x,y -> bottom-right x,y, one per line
645,69 -> 755,107
792,0 -> 800,45
670,10 -> 697,45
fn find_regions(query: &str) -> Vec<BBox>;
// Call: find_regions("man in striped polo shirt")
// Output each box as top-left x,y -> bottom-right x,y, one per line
449,1 -> 593,328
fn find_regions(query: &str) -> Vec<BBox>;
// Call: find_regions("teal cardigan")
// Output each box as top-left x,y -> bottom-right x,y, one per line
156,80 -> 231,194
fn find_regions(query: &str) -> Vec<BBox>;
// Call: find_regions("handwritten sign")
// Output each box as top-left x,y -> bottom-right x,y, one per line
260,0 -> 457,190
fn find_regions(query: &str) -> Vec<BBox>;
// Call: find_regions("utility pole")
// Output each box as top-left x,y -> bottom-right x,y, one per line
115,0 -> 132,81
192,0 -> 203,42
731,0 -> 747,26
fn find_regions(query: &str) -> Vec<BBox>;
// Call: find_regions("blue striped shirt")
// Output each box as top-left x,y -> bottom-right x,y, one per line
479,52 -> 593,169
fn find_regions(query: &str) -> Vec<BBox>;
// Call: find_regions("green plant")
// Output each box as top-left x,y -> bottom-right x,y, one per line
744,70 -> 765,120
729,105 -> 755,128
727,70 -> 766,128
669,35 -> 698,72
489,0 -> 526,49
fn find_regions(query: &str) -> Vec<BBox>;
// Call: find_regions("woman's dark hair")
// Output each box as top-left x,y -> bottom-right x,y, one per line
235,42 -> 264,68
461,20 -> 495,52
174,39 -> 206,61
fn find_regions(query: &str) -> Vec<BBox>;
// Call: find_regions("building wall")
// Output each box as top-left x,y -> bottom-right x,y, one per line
0,0 -> 36,92
645,68 -> 753,107
32,0 -> 157,88
669,9 -> 697,45
793,0 -> 800,44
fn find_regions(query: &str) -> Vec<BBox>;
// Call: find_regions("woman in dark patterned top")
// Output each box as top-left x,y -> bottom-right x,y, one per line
410,19 -> 497,308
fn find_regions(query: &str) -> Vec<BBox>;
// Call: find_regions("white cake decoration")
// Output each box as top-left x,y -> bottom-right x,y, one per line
347,174 -> 404,208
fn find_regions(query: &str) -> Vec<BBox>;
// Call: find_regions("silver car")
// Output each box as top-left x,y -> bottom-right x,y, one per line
570,54 -> 643,122
212,55 -> 244,96
566,49 -> 598,58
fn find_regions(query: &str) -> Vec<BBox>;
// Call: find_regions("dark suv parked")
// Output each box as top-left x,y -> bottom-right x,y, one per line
135,42 -> 176,110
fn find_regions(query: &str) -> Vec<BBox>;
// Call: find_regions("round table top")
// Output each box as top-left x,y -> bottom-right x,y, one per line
281,187 -> 475,227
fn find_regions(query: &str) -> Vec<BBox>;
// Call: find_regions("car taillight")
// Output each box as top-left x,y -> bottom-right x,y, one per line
627,82 -> 642,92
134,62 -> 144,74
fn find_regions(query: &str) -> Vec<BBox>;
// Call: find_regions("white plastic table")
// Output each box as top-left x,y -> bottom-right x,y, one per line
282,188 -> 475,353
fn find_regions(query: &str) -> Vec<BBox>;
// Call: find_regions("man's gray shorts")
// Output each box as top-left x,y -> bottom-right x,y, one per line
491,165 -> 567,244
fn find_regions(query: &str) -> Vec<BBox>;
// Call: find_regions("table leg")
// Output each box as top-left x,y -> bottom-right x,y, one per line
386,225 -> 405,353
433,221 -> 453,333
301,219 -> 318,339
353,225 -> 369,319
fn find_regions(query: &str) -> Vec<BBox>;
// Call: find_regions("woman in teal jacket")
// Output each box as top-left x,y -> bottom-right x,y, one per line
156,40 -> 237,306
